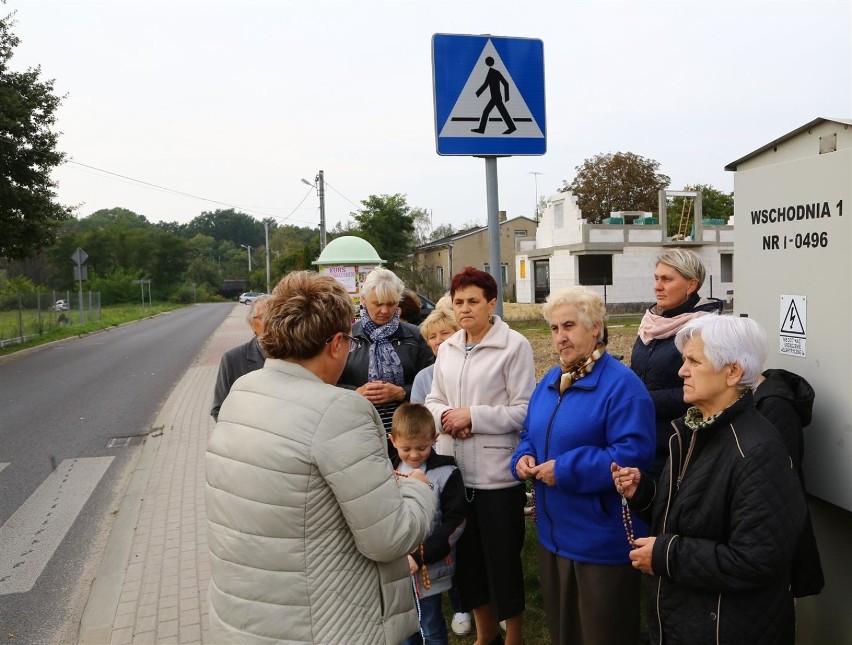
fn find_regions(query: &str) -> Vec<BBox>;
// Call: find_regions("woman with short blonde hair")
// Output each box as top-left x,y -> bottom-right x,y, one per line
207,271 -> 435,644
631,248 -> 723,479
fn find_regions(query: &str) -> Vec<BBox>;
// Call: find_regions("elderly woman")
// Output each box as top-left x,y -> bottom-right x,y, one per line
511,287 -> 655,645
338,268 -> 434,451
631,248 -> 723,479
206,271 -> 435,644
614,315 -> 806,645
426,267 -> 535,645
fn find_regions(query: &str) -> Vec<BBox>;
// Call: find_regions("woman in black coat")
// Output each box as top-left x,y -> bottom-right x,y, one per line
614,315 -> 806,645
337,268 -> 434,456
631,249 -> 722,480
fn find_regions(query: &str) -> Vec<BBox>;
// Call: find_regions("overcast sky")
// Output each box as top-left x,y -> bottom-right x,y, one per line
8,0 -> 851,234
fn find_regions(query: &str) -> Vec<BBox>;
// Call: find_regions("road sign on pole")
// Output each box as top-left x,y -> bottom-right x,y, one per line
433,34 -> 546,156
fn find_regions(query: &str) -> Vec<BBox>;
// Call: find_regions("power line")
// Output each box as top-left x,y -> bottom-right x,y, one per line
65,159 -> 320,227
323,180 -> 360,209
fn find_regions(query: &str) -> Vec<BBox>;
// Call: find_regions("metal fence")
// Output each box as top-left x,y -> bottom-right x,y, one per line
0,290 -> 102,348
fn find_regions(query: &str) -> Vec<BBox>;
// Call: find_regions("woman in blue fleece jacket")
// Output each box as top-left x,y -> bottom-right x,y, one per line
511,286 -> 655,645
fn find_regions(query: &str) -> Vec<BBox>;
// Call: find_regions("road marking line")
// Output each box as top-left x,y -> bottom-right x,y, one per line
0,463 -> 8,473
0,456 -> 113,595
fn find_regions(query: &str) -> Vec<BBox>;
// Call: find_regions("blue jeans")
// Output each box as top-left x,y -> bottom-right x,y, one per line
401,594 -> 448,645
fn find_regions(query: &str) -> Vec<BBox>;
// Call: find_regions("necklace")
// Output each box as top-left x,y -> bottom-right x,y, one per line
621,495 -> 636,548
418,543 -> 431,590
456,438 -> 476,503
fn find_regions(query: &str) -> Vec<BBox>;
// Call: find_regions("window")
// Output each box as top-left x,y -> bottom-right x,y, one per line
720,253 -> 733,282
435,265 -> 444,286
484,263 -> 509,285
513,229 -> 528,237
578,255 -> 613,286
554,202 -> 564,228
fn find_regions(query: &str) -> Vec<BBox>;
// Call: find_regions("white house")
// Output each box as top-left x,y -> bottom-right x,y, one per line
515,189 -> 735,309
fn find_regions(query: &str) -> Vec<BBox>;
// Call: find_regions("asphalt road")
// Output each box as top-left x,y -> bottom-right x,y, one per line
0,303 -> 233,645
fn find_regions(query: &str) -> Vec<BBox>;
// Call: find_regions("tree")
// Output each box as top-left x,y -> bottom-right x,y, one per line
429,223 -> 456,241
183,209 -> 266,247
351,194 -> 417,270
0,10 -> 72,259
666,184 -> 734,237
562,152 -> 670,223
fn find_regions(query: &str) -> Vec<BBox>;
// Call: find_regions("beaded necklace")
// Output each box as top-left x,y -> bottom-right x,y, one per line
621,496 -> 636,548
458,439 -> 477,503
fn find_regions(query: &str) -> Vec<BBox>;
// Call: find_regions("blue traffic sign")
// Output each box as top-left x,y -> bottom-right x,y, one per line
432,34 -> 546,156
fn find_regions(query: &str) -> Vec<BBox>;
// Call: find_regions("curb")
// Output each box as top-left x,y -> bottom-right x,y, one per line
77,421 -> 166,644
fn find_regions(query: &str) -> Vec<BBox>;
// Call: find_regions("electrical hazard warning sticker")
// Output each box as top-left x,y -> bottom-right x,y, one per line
779,294 -> 807,358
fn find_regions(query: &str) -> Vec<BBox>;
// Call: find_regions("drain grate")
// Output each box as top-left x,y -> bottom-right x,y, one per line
106,436 -> 144,448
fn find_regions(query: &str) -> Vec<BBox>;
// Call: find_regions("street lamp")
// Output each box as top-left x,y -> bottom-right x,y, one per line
301,170 -> 327,250
240,244 -> 253,273
529,171 -> 543,222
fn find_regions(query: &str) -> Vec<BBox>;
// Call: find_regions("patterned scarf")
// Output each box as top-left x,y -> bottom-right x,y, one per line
559,342 -> 605,394
683,390 -> 748,429
360,305 -> 405,386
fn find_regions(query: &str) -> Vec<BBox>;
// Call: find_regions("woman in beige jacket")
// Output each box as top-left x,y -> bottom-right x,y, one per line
206,271 -> 435,644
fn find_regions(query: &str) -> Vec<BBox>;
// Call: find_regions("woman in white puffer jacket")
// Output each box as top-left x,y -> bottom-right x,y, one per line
206,271 -> 435,644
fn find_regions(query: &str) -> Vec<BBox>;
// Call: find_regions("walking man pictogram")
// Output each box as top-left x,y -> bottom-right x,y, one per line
471,56 -> 517,135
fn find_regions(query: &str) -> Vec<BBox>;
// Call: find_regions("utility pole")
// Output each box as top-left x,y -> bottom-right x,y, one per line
317,170 -> 326,250
302,171 -> 327,251
529,171 -> 543,222
264,221 -> 270,293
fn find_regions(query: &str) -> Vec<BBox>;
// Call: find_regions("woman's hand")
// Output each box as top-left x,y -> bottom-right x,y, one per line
611,462 -> 641,500
406,468 -> 431,487
407,555 -> 419,575
529,459 -> 557,486
629,536 -> 656,574
515,455 -> 538,480
356,380 -> 405,404
441,408 -> 473,439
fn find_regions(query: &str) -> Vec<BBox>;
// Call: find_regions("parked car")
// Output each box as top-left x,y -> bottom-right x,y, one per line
53,300 -> 69,311
238,291 -> 265,304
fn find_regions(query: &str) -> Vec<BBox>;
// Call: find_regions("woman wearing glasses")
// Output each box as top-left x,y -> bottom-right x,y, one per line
338,268 -> 434,457
206,271 -> 435,644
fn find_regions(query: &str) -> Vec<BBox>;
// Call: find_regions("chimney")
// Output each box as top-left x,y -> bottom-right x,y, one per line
499,210 -> 507,222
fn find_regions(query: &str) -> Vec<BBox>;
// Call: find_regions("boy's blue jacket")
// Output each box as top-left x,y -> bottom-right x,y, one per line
511,352 -> 655,565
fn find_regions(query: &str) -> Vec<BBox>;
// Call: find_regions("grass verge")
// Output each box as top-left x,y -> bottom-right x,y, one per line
0,302 -> 187,357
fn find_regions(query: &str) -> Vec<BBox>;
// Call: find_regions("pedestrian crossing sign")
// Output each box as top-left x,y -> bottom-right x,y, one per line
433,33 -> 546,156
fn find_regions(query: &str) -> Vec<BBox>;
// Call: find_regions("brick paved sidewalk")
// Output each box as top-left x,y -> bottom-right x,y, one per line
79,305 -> 252,645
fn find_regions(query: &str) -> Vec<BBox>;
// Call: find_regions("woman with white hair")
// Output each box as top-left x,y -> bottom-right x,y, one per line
511,286 -> 655,645
338,268 -> 433,453
613,315 -> 807,645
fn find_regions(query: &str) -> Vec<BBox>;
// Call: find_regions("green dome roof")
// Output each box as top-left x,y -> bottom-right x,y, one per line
313,236 -> 386,266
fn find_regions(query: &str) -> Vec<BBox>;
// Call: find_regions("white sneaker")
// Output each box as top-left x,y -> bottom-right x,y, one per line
451,612 -> 472,636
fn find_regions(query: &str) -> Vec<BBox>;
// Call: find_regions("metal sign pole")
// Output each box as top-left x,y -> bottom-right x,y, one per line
485,156 -> 504,318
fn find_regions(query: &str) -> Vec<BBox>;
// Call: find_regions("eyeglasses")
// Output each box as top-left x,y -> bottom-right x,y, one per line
326,332 -> 362,353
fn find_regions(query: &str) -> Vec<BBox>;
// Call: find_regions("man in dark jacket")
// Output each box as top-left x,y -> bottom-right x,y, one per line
754,369 -> 824,598
210,296 -> 269,421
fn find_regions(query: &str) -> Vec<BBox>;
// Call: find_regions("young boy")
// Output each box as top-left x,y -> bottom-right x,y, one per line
391,403 -> 466,645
